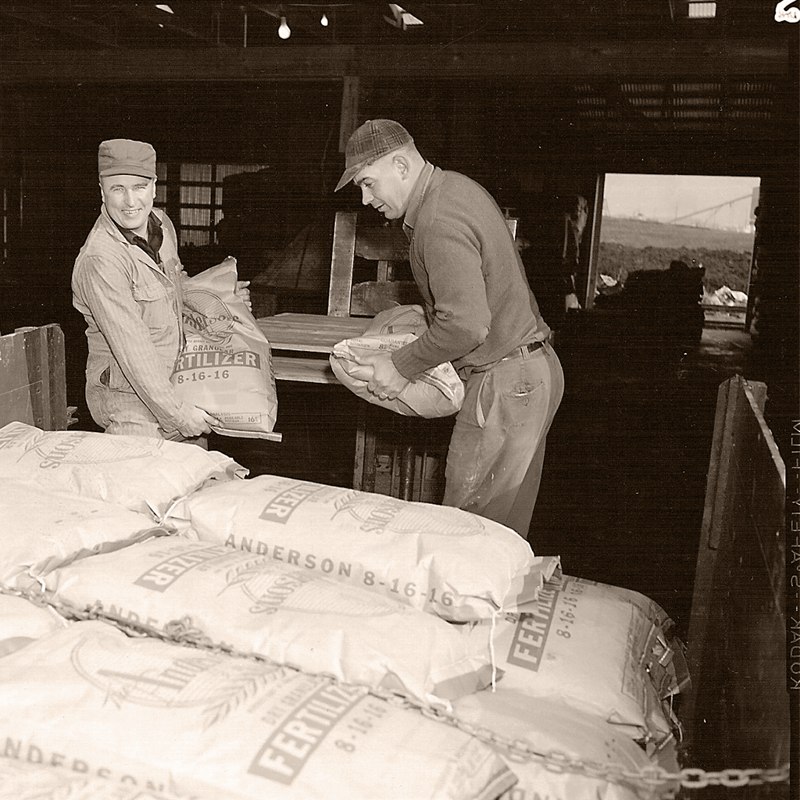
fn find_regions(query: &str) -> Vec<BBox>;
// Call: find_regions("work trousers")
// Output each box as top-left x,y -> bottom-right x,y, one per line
443,341 -> 564,538
87,383 -> 208,449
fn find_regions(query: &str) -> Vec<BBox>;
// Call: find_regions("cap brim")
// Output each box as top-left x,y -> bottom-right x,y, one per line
99,166 -> 156,180
334,163 -> 364,192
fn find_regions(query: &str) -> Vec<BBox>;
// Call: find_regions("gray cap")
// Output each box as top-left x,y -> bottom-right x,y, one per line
98,139 -> 157,180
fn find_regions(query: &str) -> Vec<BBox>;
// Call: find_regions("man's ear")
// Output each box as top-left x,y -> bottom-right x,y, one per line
393,153 -> 411,180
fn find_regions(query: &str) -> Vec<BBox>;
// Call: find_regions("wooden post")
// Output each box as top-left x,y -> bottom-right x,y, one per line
339,76 -> 360,153
583,173 -> 605,310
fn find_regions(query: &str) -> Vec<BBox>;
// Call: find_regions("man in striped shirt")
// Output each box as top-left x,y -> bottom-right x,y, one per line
72,139 -> 247,443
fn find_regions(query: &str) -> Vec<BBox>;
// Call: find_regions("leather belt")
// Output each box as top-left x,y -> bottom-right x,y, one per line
508,340 -> 545,359
461,340 -> 546,378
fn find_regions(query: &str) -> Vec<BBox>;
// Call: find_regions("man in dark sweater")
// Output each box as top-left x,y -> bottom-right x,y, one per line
335,120 -> 563,539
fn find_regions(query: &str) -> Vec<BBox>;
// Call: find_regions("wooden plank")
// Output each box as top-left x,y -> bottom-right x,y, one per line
45,325 -> 69,430
717,399 -> 788,770
703,378 -> 739,550
327,211 -> 358,317
0,331 -> 36,427
739,380 -> 785,614
271,356 -> 338,384
257,313 -> 368,352
350,281 -> 422,316
338,76 -> 360,153
352,403 -> 368,492
0,324 -> 67,430
683,375 -> 789,779
684,377 -> 739,731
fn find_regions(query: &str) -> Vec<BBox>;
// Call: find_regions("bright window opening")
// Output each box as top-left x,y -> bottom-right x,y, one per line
594,173 -> 760,329
153,163 -> 268,249
688,2 -> 717,18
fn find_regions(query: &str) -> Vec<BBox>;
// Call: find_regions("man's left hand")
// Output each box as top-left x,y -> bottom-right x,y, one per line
354,351 -> 409,401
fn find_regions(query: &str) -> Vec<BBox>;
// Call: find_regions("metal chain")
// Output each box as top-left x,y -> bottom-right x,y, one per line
3,585 -> 791,794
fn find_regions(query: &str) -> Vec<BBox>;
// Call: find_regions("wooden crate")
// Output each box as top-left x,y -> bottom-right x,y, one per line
0,324 -> 69,431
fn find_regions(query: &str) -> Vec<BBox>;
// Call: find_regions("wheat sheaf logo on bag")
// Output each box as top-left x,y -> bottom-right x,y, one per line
71,633 -> 275,712
183,289 -> 237,345
27,430 -> 158,469
0,422 -> 42,452
225,560 -> 401,617
333,493 -> 485,536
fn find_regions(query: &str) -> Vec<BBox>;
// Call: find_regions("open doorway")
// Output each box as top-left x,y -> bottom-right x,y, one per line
590,173 -> 760,331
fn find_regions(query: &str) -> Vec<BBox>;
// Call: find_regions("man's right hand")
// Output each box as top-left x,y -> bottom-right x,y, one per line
176,404 -> 217,438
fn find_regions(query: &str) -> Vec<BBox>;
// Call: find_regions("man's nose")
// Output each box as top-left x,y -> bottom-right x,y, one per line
123,190 -> 136,205
360,187 -> 372,205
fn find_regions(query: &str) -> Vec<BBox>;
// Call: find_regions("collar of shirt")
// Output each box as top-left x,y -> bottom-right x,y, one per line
112,211 -> 164,265
402,161 -> 435,239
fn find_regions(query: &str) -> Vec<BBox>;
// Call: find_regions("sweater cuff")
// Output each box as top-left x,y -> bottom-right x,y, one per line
391,343 -> 426,381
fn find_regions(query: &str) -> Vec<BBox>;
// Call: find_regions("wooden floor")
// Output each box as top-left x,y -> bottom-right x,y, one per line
62,310 -> 755,640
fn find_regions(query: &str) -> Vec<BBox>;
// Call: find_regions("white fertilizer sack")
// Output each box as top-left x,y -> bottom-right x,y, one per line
0,592 -> 68,643
0,479 -> 175,586
458,573 -> 675,745
171,474 -> 538,622
548,571 -> 688,702
41,537 -> 495,707
453,688 -> 674,800
0,591 -> 70,658
0,621 -> 516,800
367,304 -> 429,337
0,421 -> 246,517
172,257 -> 279,439
330,305 -> 464,418
0,757 -> 213,800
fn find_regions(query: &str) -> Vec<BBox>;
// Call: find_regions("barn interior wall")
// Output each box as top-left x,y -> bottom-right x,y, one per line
0,72 -> 797,455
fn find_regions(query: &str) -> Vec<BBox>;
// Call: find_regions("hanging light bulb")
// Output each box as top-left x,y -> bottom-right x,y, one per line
278,15 -> 291,39
320,12 -> 329,26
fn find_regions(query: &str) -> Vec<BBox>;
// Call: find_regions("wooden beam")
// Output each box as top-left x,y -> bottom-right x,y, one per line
0,39 -> 789,84
339,76 -> 360,153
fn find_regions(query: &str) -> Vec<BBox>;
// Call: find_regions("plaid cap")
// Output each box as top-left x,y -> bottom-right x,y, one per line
98,139 -> 157,180
334,119 -> 413,192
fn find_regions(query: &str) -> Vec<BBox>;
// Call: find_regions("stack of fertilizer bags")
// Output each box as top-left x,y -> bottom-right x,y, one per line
0,420 -> 686,800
